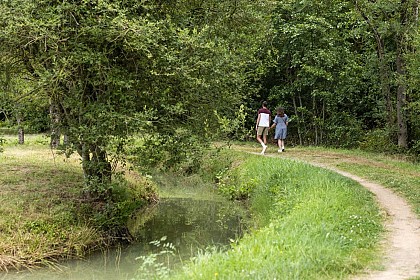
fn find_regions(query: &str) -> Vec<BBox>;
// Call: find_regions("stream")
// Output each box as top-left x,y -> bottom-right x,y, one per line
1,198 -> 248,280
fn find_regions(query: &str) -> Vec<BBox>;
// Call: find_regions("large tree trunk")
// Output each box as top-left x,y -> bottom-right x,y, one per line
78,142 -> 112,201
18,126 -> 24,145
396,51 -> 408,148
396,0 -> 410,148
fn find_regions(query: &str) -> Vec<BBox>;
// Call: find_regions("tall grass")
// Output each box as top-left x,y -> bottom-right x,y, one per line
171,155 -> 383,279
233,143 -> 420,217
0,142 -> 98,270
272,146 -> 420,217
0,135 -> 154,271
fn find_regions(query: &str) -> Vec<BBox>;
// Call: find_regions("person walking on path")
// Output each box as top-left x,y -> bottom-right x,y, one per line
255,101 -> 271,155
270,107 -> 288,152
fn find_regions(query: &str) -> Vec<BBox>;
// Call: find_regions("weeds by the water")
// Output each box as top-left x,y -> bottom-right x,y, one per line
170,155 -> 383,279
0,142 -> 93,270
135,236 -> 176,280
0,135 -> 154,271
0,137 -> 388,277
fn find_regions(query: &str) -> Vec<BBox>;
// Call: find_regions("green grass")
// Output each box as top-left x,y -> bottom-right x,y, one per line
0,143 -> 98,270
170,154 -> 384,279
275,145 -> 420,217
232,143 -> 420,217
0,135 -> 155,271
0,137 -> 395,277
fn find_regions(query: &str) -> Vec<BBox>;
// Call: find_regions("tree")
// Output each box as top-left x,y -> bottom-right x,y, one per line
1,0 -> 272,199
253,0 -> 419,151
257,0 -> 369,147
352,0 -> 419,148
0,52 -> 45,144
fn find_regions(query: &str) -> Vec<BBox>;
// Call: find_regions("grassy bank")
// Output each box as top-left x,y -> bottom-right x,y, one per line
0,135 -> 154,271
236,144 -> 420,217
170,154 -> 383,279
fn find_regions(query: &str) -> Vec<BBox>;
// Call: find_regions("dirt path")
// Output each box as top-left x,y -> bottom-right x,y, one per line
312,164 -> 420,280
242,146 -> 420,279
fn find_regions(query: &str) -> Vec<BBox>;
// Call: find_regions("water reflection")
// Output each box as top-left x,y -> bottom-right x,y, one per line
0,198 -> 247,280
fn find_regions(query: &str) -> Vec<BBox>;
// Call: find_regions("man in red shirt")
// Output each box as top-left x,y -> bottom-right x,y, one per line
255,101 -> 271,155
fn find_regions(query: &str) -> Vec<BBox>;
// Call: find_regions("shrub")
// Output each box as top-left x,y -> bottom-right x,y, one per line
129,129 -> 206,175
408,140 -> 420,162
359,128 -> 398,153
325,113 -> 365,148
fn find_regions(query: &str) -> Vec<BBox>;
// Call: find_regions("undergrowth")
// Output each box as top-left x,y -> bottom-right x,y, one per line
170,155 -> 383,279
0,135 -> 156,271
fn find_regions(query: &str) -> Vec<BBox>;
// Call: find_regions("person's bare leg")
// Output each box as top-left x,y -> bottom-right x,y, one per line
257,134 -> 264,145
260,133 -> 267,154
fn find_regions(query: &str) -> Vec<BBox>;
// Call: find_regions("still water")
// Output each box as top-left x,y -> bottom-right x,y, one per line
1,198 -> 247,280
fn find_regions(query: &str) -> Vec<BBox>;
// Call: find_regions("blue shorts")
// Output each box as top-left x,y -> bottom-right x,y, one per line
275,128 -> 287,140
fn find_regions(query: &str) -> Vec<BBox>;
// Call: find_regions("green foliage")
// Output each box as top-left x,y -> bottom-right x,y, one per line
217,168 -> 258,200
215,104 -> 252,142
254,0 -> 369,146
408,140 -> 420,161
198,148 -> 239,183
79,174 -> 156,233
246,0 -> 419,152
324,112 -> 365,148
135,237 -> 176,280
406,31 -> 420,156
359,128 -> 398,153
0,0 -> 273,200
130,129 -> 205,174
171,155 -> 383,279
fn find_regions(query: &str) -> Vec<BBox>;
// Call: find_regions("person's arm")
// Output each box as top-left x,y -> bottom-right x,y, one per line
285,115 -> 289,126
270,117 -> 277,130
255,114 -> 261,131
